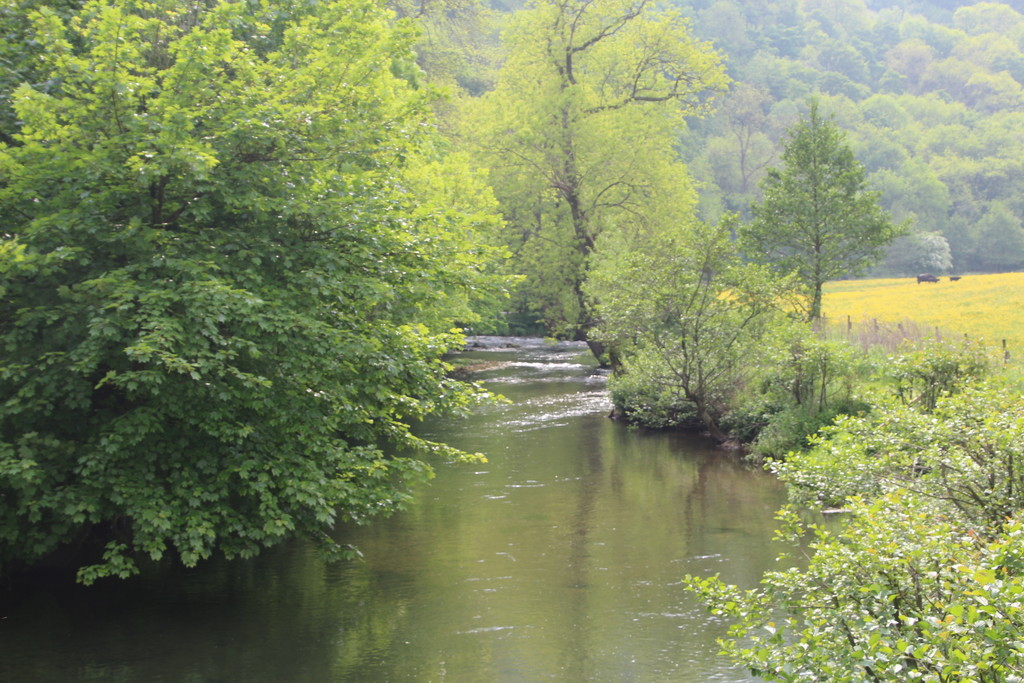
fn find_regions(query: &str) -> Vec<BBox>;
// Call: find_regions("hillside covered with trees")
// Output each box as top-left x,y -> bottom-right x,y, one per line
680,0 -> 1024,278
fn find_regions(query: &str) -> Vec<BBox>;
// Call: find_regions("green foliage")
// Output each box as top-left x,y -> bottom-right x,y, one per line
975,202 -> 1024,272
687,493 -> 1024,683
722,323 -> 870,458
679,0 -> 1024,275
768,400 -> 935,510
388,0 -> 501,96
0,0 -> 84,143
767,338 -> 992,511
741,100 -> 902,321
0,0 -> 504,581
878,230 -> 953,276
605,352 -> 699,430
588,216 -> 793,441
765,325 -> 866,414
465,0 -> 728,340
772,382 -> 1024,533
887,338 -> 992,411
743,401 -> 843,461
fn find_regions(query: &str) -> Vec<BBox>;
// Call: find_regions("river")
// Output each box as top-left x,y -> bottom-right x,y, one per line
0,338 -> 784,682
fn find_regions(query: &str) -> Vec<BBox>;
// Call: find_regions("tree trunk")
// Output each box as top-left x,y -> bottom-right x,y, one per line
585,338 -> 620,370
690,393 -> 729,443
809,282 -> 824,321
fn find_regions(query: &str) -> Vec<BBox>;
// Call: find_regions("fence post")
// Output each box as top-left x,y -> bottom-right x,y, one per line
1004,339 -> 1010,364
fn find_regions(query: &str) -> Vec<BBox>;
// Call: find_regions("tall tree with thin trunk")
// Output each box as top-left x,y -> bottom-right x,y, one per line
465,0 -> 727,347
740,100 -> 901,321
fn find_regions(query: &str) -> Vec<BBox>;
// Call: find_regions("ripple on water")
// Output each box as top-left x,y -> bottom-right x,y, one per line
487,390 -> 612,432
455,626 -> 515,635
484,373 -> 594,386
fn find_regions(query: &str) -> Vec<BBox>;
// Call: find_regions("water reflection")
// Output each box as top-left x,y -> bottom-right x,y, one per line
0,338 -> 783,682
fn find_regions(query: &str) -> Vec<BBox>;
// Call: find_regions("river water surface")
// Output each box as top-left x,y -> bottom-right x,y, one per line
1,338 -> 784,682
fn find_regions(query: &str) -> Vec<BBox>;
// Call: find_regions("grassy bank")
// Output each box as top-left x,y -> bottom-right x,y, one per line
822,272 -> 1024,362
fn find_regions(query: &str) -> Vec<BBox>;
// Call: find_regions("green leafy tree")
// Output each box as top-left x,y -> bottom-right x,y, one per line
740,100 -> 902,321
884,38 -> 936,93
587,217 -> 793,442
953,2 -> 1024,37
387,0 -> 501,97
869,159 -> 952,232
881,229 -> 953,276
701,84 -> 780,217
0,0 -> 83,143
976,201 -> 1024,272
466,0 -> 727,344
0,0 -> 503,582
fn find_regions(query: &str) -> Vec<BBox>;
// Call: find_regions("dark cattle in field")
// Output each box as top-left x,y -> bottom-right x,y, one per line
950,276 -> 961,282
917,273 -> 939,283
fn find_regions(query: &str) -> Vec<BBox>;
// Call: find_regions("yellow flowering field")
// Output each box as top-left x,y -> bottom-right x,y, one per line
822,272 -> 1024,359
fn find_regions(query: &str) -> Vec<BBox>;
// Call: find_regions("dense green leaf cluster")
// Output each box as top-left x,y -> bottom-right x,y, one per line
0,0 -> 504,581
774,380 -> 1022,530
688,493 -> 1024,682
733,325 -> 870,458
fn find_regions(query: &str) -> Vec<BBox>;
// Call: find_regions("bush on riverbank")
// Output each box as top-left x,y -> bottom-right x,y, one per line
688,376 -> 1024,682
607,304 -> 1003,460
605,318 -> 870,453
681,314 -> 1024,681
687,490 -> 1024,682
607,367 -> 702,430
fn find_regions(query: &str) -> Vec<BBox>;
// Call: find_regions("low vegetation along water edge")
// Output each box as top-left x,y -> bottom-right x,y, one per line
682,272 -> 1024,680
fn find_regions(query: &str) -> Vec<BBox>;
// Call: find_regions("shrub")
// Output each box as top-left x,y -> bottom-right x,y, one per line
749,397 -> 871,461
887,338 -> 992,411
687,493 -> 1024,682
742,326 -> 871,459
607,365 -> 700,429
771,383 -> 1024,533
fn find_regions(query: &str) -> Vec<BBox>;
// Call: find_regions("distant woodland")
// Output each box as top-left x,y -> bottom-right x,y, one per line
417,0 -> 1024,280
680,0 -> 1024,277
